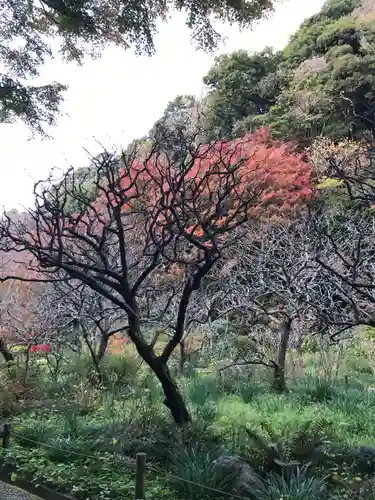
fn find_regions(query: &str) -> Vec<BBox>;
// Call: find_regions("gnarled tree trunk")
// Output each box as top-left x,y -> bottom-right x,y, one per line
128,308 -> 191,426
154,361 -> 191,425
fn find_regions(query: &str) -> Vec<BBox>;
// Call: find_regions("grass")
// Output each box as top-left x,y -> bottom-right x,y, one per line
249,466 -> 327,500
2,339 -> 375,499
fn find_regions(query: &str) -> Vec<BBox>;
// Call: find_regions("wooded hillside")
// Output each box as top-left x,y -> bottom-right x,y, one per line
174,0 -> 375,146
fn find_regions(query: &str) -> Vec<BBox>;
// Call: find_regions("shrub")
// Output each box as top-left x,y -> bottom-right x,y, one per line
340,446 -> 375,475
185,375 -> 223,405
101,353 -> 140,386
296,376 -> 336,403
14,418 -> 58,448
185,375 -> 222,424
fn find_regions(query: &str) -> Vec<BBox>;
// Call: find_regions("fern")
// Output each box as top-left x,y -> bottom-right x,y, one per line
244,419 -> 331,475
288,418 -> 331,463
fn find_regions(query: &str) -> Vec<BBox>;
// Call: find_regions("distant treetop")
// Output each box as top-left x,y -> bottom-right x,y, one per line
0,0 -> 278,135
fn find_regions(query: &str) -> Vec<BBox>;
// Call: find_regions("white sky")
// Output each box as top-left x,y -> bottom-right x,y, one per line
0,0 -> 326,211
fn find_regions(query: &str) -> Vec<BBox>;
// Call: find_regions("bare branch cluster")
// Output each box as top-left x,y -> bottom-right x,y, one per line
1,129 -> 277,423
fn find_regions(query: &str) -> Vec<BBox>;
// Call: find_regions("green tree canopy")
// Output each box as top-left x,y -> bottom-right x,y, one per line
201,0 -> 375,144
202,48 -> 283,139
0,0 -> 277,135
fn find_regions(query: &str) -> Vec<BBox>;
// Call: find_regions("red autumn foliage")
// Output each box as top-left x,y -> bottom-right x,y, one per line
30,344 -> 51,353
68,128 -> 313,248
127,127 -> 311,213
2,128 -> 314,347
3,128 -> 315,306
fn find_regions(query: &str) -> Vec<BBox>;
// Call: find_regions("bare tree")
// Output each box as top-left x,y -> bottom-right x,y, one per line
0,280 -> 16,363
0,252 -> 49,364
309,137 -> 375,336
312,208 -> 375,332
0,133 -> 270,424
204,219 -> 320,391
46,279 -> 128,381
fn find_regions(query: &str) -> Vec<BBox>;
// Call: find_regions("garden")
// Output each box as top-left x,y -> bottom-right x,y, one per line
0,41 -> 375,499
2,329 -> 375,500
2,0 -> 375,498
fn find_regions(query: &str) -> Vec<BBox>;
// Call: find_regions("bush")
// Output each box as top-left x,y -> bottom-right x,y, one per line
14,417 -> 58,448
340,446 -> 375,475
62,353 -> 97,381
101,353 -> 140,386
243,419 -> 331,475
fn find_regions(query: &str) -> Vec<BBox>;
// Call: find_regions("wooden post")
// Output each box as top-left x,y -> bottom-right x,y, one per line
2,423 -> 11,449
344,374 -> 349,388
135,452 -> 146,500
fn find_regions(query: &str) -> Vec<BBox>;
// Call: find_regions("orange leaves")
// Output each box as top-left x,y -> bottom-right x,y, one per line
232,130 -> 313,217
107,333 -> 129,355
180,128 -> 312,237
153,263 -> 187,286
49,127 -> 314,254
187,226 -> 205,238
155,129 -> 311,242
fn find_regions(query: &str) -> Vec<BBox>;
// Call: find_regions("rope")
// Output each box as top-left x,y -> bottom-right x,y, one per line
147,463 -> 247,500
7,430 -> 248,499
8,431 -> 138,470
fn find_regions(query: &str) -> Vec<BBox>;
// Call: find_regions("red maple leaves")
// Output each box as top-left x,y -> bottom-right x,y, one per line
83,128 -> 313,238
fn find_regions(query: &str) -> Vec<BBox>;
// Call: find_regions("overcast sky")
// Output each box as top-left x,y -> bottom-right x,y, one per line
0,0 -> 326,211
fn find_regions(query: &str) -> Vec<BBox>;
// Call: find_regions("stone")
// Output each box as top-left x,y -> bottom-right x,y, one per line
213,455 -> 261,495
